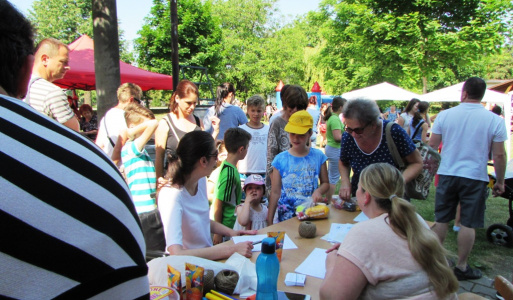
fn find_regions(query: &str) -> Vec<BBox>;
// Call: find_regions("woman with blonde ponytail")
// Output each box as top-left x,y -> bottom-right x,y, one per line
320,163 -> 458,300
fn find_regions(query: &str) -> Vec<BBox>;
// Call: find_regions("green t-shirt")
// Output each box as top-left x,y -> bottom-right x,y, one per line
326,115 -> 344,148
214,161 -> 242,229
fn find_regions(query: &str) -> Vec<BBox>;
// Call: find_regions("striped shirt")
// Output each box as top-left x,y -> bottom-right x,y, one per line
24,76 -> 75,124
0,95 -> 149,299
121,141 -> 157,214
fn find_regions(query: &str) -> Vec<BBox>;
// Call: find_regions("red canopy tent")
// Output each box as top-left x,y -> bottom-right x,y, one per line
54,35 -> 173,91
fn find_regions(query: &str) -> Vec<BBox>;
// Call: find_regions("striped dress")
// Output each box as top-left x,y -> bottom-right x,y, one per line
121,141 -> 157,214
0,95 -> 149,299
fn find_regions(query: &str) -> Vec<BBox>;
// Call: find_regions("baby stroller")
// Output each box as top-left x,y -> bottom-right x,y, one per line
486,165 -> 513,248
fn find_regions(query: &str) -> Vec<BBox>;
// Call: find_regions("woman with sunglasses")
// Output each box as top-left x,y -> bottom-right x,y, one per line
158,131 -> 255,260
338,99 -> 422,202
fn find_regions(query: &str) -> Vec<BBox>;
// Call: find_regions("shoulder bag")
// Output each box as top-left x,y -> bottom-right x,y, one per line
385,122 -> 441,200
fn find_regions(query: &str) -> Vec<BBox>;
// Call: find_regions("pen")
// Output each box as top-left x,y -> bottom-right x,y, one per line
252,240 -> 262,245
205,292 -> 224,300
211,290 -> 237,300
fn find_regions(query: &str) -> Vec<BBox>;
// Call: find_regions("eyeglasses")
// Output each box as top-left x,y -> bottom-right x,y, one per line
345,122 -> 370,135
207,150 -> 218,159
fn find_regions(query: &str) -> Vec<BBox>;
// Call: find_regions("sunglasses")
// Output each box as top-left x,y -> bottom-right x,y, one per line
345,122 -> 371,135
207,150 -> 219,159
133,97 -> 142,104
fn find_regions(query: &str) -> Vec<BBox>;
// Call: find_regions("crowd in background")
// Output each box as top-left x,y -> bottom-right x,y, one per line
1,1 -> 510,297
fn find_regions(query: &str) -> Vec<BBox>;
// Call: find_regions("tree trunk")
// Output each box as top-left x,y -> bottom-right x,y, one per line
422,76 -> 427,94
84,91 -> 92,106
92,0 -> 121,121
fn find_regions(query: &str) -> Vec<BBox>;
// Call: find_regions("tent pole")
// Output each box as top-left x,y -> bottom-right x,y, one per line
170,0 -> 179,91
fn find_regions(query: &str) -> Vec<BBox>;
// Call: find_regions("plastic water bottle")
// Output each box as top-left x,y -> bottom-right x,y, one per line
256,237 -> 280,300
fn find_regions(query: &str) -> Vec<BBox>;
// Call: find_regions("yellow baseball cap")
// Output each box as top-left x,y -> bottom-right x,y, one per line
284,110 -> 313,134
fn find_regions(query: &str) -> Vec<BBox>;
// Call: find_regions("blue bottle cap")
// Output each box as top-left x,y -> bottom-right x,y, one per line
261,237 -> 276,254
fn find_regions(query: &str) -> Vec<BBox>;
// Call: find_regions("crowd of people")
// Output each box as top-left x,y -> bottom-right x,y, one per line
2,1 -> 510,298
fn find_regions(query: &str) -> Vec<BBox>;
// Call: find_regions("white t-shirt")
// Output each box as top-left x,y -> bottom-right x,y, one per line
96,107 -> 126,158
238,123 -> 269,174
432,103 -> 507,182
338,213 -> 457,300
158,177 -> 212,250
400,112 -> 413,131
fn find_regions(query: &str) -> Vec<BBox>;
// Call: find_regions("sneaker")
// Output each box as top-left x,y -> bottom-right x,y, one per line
453,225 -> 460,232
453,265 -> 482,280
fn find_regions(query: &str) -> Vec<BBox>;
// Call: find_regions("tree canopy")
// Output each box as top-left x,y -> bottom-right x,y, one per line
29,0 -> 93,44
28,0 -> 513,101
313,0 -> 513,94
28,0 -> 133,63
135,0 -> 222,75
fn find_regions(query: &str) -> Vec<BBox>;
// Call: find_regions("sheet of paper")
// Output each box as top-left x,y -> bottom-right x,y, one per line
232,234 -> 298,252
295,248 -> 327,279
353,212 -> 369,222
320,223 -> 354,243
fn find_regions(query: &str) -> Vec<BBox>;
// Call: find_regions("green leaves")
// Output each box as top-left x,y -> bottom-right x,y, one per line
315,0 -> 513,93
29,0 -> 93,44
29,0 -> 132,63
135,0 -> 222,77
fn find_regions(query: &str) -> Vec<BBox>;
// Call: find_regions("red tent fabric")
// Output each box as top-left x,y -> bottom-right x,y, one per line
54,35 -> 173,91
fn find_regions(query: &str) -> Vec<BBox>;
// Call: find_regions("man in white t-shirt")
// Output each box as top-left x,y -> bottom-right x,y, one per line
24,38 -> 79,131
429,77 -> 507,281
96,83 -> 142,165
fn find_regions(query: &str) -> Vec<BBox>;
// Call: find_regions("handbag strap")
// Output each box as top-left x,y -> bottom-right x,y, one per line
103,114 -> 116,147
385,121 -> 405,170
411,119 -> 424,140
164,113 -> 181,144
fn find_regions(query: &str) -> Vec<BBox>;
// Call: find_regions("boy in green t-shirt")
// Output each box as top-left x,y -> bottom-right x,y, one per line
212,128 -> 252,244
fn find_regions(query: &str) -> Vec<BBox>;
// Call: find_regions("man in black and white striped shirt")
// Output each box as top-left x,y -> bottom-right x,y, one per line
24,37 -> 80,132
0,1 -> 149,298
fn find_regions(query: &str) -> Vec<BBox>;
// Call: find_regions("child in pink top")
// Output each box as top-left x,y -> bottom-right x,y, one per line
234,174 -> 268,230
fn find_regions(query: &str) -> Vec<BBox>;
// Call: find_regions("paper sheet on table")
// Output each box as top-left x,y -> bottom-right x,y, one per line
232,234 -> 298,252
295,248 -> 327,279
321,223 -> 354,243
353,212 -> 369,222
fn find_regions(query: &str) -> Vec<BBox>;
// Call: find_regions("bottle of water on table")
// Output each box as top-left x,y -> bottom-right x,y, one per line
256,237 -> 280,300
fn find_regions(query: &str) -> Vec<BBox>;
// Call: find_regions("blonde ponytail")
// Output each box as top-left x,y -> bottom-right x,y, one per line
360,163 -> 458,298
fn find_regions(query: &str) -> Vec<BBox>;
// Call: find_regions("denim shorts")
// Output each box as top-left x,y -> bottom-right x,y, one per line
435,175 -> 488,228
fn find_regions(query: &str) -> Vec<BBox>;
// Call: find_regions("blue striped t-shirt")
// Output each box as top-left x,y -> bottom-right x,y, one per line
121,141 -> 157,214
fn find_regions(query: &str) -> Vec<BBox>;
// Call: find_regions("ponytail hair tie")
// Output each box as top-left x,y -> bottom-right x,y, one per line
166,149 -> 179,161
389,194 -> 397,201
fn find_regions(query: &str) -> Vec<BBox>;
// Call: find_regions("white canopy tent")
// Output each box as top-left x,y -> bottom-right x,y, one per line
420,82 -> 512,157
342,82 -> 421,101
